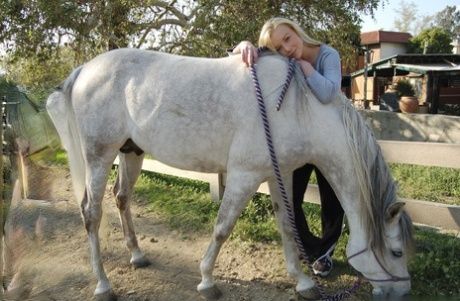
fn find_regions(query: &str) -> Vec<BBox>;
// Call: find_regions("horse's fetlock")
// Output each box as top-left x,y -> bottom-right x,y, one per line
126,237 -> 138,249
84,220 -> 91,233
116,194 -> 128,210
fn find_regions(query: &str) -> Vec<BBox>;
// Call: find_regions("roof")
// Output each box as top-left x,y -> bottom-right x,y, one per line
351,54 -> 460,77
361,31 -> 412,45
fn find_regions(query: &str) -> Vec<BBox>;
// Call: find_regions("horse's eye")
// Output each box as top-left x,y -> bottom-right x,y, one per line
391,250 -> 403,258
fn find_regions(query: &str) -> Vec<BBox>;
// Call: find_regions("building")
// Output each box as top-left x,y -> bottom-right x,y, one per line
451,37 -> 460,54
351,30 -> 460,114
351,30 -> 412,102
352,54 -> 460,113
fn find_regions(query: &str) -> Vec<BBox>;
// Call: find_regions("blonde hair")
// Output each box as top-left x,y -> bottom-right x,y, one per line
258,17 -> 321,52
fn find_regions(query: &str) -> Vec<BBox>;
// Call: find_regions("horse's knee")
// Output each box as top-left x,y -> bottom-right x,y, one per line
80,194 -> 102,232
213,225 -> 231,243
80,194 -> 91,232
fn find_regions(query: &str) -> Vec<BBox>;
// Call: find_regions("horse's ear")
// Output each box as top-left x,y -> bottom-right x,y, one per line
386,202 -> 406,223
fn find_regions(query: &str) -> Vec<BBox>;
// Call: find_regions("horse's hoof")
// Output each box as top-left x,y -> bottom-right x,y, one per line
297,287 -> 321,300
131,256 -> 152,269
5,286 -> 32,300
95,290 -> 117,301
198,285 -> 222,300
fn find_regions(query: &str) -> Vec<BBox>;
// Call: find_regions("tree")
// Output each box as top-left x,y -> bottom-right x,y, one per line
0,0 -> 198,91
393,0 -> 433,35
0,0 -> 196,63
393,0 -> 417,33
432,6 -> 460,39
407,27 -> 453,54
0,0 -> 383,89
0,48 -> 75,100
181,0 -> 380,70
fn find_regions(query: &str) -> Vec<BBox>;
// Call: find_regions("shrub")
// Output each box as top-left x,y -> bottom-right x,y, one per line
395,79 -> 415,97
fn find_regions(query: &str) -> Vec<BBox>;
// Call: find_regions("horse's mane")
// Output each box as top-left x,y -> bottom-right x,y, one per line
341,97 -> 414,255
292,65 -> 413,256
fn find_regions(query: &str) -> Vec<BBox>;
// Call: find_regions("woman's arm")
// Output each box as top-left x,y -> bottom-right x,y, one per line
303,50 -> 342,104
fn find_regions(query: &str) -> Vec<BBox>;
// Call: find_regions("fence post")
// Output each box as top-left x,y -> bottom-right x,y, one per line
209,173 -> 225,202
0,97 -> 5,299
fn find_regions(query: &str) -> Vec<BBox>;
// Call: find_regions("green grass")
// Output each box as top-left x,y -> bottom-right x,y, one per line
53,150 -> 459,205
133,171 -> 218,233
390,163 -> 460,205
130,170 -> 460,298
50,149 -> 69,165
410,228 -> 460,296
132,170 -> 281,241
29,148 -> 68,166
288,163 -> 460,205
50,150 -> 460,296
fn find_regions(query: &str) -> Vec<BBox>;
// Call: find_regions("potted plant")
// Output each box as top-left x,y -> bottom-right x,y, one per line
394,79 -> 418,113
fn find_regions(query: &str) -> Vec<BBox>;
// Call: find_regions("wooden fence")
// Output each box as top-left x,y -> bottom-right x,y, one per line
117,140 -> 460,231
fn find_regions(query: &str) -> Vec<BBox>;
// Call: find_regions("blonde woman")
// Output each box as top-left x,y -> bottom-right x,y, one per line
233,17 -> 344,277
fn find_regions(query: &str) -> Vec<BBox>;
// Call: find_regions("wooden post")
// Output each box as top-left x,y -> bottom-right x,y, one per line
430,74 -> 440,114
0,97 -> 4,298
209,173 -> 225,202
16,139 -> 29,199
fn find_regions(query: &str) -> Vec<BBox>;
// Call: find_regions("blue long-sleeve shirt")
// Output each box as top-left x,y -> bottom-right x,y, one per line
305,44 -> 342,104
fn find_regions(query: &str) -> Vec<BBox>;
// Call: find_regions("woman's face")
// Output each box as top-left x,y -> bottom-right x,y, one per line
270,24 -> 304,59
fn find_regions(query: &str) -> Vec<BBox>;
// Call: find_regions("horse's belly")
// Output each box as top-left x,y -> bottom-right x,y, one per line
153,152 -> 226,173
134,123 -> 232,173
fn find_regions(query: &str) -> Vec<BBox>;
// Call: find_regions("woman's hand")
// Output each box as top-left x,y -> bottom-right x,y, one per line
233,41 -> 258,67
297,59 -> 315,76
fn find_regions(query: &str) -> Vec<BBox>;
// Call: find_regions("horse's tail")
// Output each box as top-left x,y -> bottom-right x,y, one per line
46,66 -> 86,202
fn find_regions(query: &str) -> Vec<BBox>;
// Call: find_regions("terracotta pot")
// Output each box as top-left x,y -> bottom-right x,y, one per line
399,96 -> 419,113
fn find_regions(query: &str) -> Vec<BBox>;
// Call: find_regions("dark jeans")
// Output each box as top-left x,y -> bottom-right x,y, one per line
292,163 -> 344,261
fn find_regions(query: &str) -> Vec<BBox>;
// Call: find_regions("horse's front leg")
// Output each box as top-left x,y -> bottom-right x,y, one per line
113,152 -> 150,268
197,170 -> 262,299
268,177 -> 320,300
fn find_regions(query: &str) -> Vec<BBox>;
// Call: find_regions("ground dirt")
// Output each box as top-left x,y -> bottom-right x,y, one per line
2,164 -> 370,301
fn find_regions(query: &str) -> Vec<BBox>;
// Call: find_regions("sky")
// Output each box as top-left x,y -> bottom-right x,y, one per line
360,0 -> 460,33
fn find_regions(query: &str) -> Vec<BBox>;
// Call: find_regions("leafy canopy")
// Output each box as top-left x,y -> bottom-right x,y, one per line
432,5 -> 460,38
182,0 -> 381,70
1,0 -> 382,90
408,27 -> 453,54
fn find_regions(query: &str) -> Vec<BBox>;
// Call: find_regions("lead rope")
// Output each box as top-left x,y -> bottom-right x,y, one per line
249,48 -> 361,301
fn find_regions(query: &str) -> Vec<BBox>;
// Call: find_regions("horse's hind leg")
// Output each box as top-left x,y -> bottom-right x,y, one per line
197,170 -> 262,299
268,177 -> 320,300
81,147 -> 118,301
113,152 -> 150,268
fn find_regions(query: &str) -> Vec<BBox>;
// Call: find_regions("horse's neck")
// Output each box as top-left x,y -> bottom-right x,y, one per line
341,195 -> 369,252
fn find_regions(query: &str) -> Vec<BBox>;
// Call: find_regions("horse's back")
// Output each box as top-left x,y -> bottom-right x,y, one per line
66,49 -> 299,173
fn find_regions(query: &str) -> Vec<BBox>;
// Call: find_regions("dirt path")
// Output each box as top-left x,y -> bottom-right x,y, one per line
3,166 -> 305,301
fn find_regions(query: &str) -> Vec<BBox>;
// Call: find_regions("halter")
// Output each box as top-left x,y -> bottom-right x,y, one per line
348,248 -> 411,283
249,48 -> 408,301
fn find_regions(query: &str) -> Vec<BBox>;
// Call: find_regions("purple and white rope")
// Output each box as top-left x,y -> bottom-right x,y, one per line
276,59 -> 296,110
250,48 -> 361,301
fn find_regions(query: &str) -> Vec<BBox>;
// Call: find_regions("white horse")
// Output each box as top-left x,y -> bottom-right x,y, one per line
46,48 -> 413,301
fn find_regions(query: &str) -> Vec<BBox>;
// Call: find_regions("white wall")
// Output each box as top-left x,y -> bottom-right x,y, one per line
451,38 -> 460,54
360,110 -> 460,143
379,42 -> 408,59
